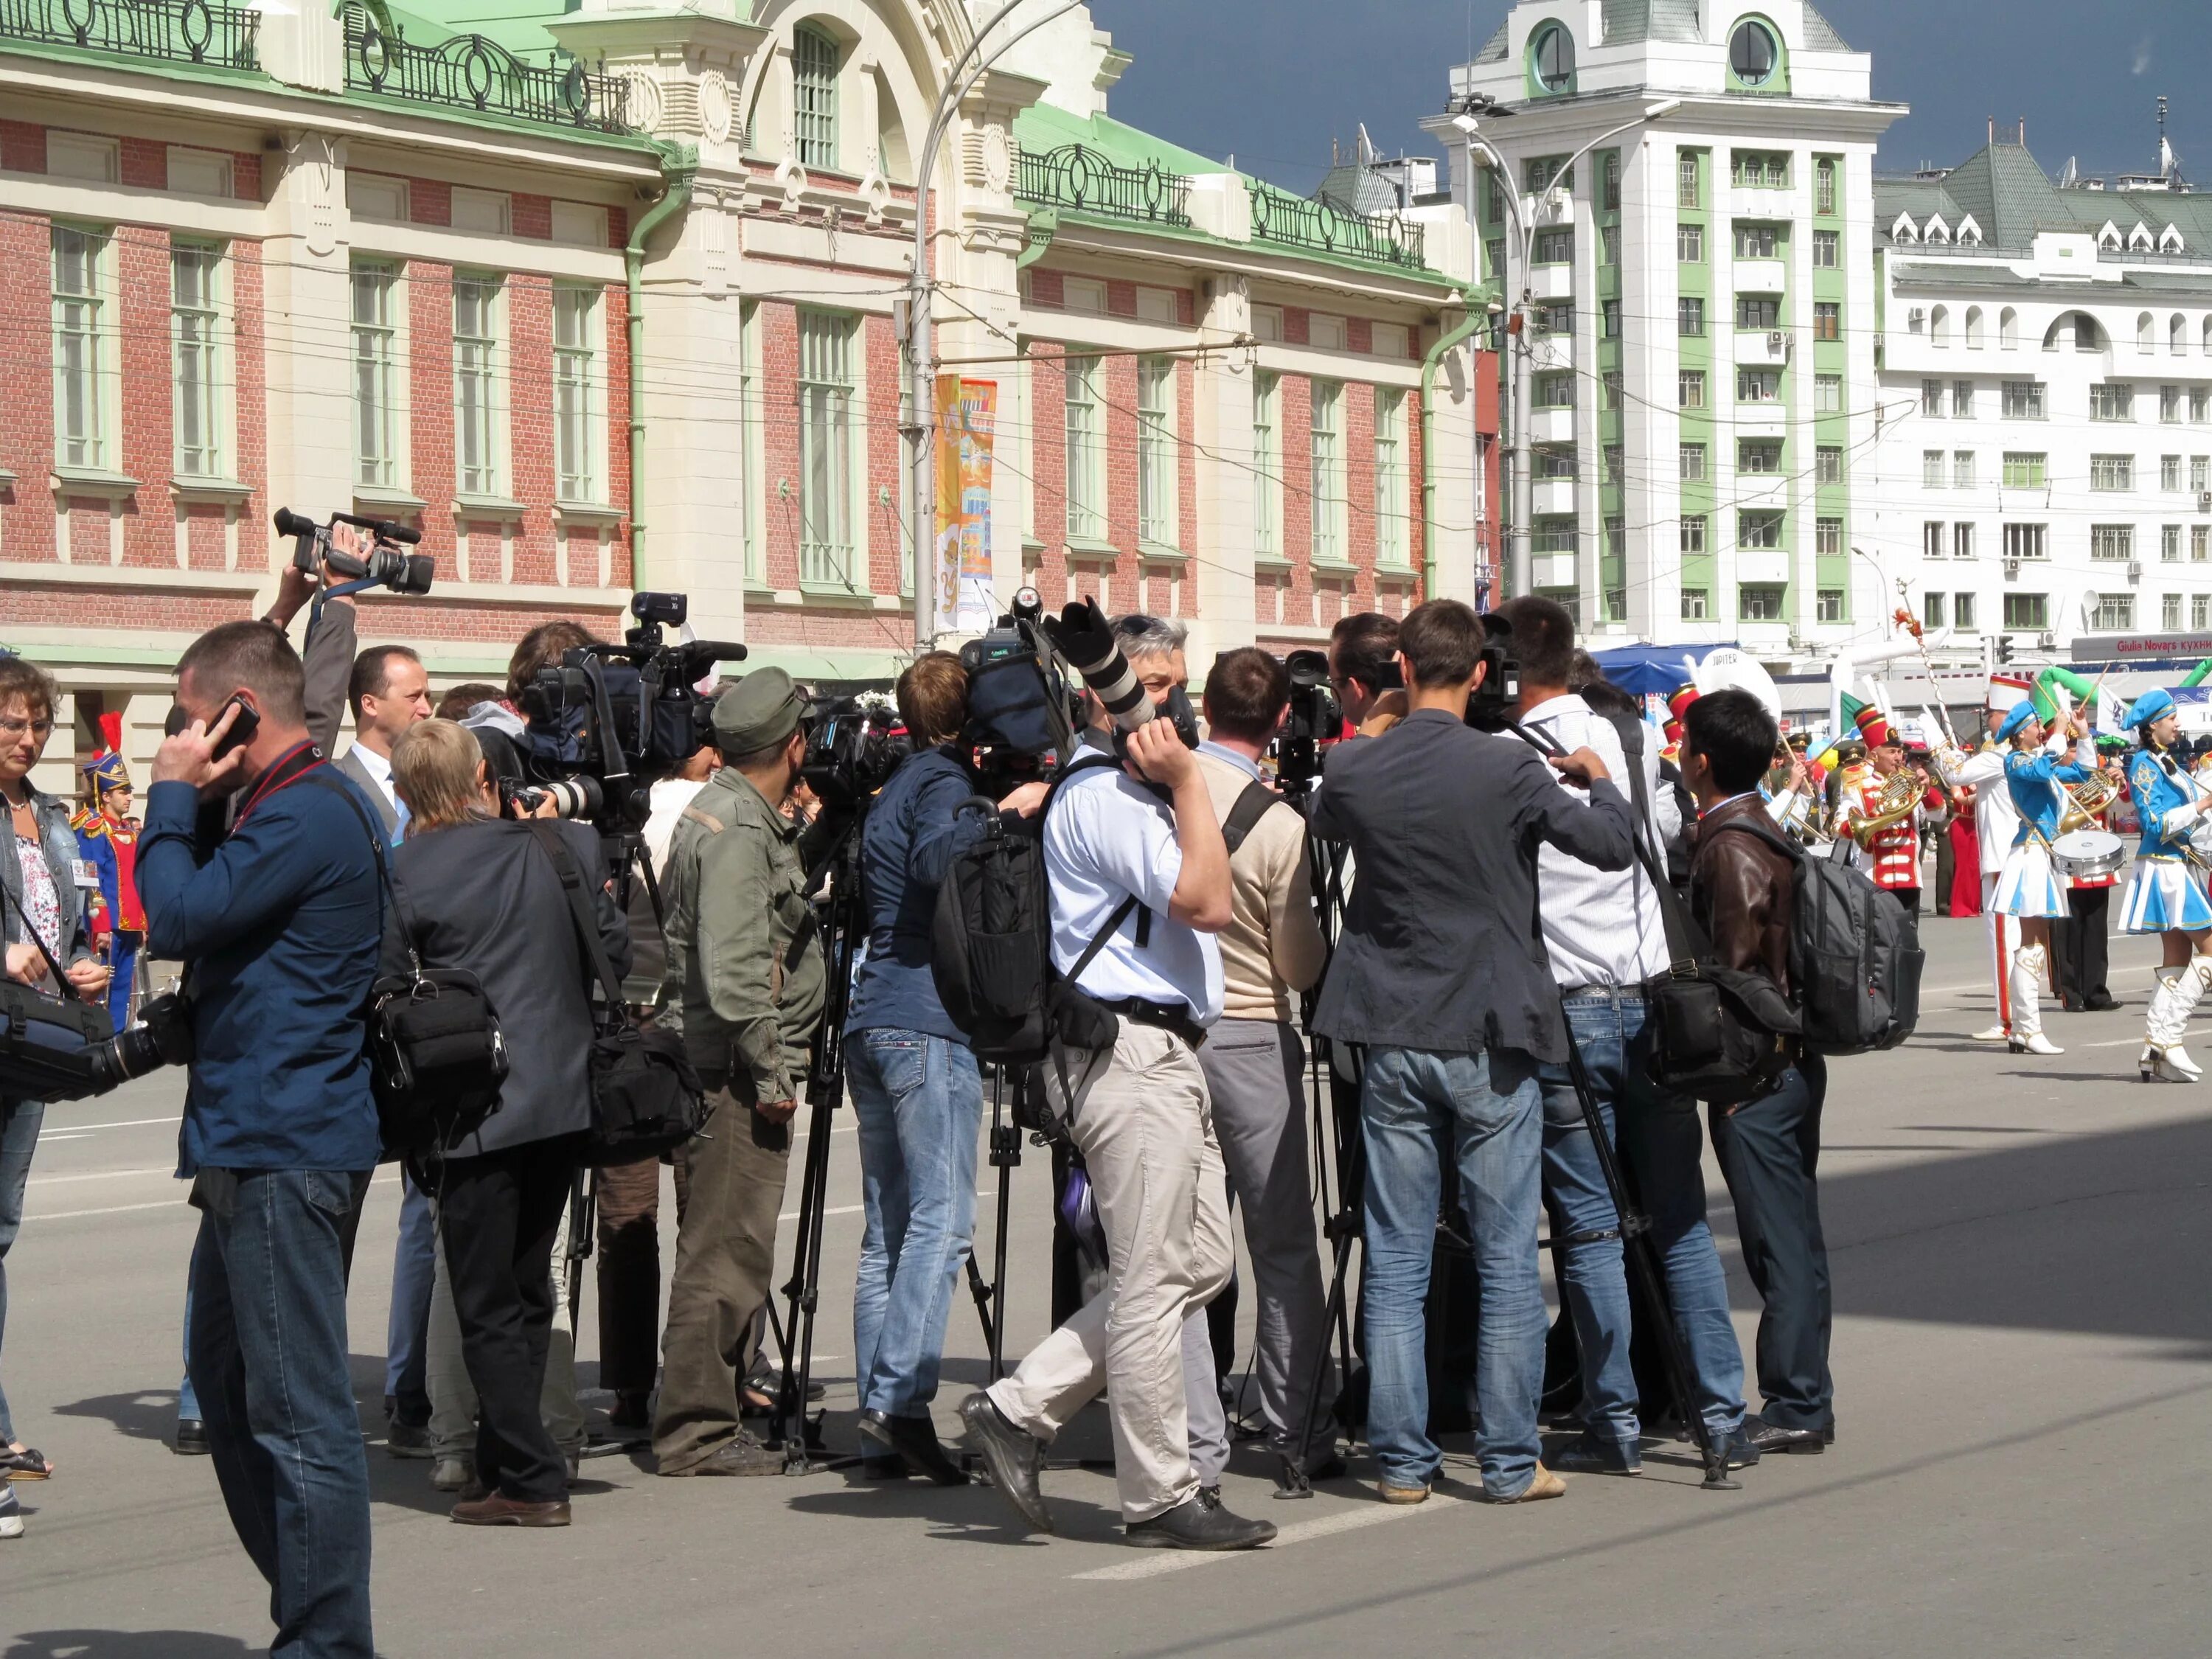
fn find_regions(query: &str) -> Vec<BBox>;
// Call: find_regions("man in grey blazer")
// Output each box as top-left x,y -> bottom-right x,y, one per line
335,644 -> 430,843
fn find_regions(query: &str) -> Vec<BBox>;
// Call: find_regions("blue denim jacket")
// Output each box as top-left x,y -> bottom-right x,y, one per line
139,764 -> 384,1175
846,747 -> 987,1043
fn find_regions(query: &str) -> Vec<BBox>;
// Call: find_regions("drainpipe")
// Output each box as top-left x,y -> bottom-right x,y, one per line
1421,282 -> 1491,603
625,142 -> 698,590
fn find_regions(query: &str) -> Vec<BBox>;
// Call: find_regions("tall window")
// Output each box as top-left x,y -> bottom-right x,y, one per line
1063,355 -> 1104,541
1815,375 -> 1843,412
2163,454 -> 2185,491
171,243 -> 222,479
1953,450 -> 1976,488
1816,445 -> 1842,483
1813,302 -> 1840,341
2090,382 -> 2135,422
1678,369 -> 1706,408
52,225 -> 109,470
1816,156 -> 1837,214
1923,451 -> 1946,488
1816,516 -> 1843,555
1251,371 -> 1280,558
2163,524 -> 2183,562
1924,521 -> 1945,559
1681,515 -> 1708,554
453,274 -> 502,497
1678,296 -> 1705,336
1374,388 -> 1408,566
1952,379 -> 1975,417
1812,229 -> 1840,268
1680,442 -> 1707,480
739,301 -> 762,582
553,285 -> 600,502
798,309 -> 857,584
351,260 -> 399,489
1137,357 -> 1176,549
793,25 -> 841,171
1677,223 -> 1704,262
1677,151 -> 1700,209
2003,379 -> 2047,419
1310,380 -> 1346,563
1954,522 -> 1976,559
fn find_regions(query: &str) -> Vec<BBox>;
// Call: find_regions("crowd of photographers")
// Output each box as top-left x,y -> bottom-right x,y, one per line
0,550 -> 1837,1652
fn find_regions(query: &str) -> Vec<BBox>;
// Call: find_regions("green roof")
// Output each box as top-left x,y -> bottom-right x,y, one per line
1879,139 -> 2212,255
1012,103 -> 1231,182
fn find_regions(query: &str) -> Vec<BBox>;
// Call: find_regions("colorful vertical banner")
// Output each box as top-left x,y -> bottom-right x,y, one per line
933,375 -> 998,638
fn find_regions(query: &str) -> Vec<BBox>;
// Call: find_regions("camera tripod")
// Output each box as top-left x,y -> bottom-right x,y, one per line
960,1064 -> 1028,1380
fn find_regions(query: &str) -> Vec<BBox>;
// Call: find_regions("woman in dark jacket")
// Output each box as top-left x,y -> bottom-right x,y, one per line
386,719 -> 627,1528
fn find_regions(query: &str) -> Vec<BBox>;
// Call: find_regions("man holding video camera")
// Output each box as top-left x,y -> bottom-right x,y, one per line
653,669 -> 827,1478
141,619 -> 385,1658
1309,599 -> 1632,1505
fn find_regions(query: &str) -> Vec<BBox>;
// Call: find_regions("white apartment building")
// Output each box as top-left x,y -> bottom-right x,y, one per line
1872,133 -> 2212,664
1437,0 -> 1900,659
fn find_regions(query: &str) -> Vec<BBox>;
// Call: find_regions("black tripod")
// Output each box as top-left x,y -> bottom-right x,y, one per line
960,1065 -> 1026,1380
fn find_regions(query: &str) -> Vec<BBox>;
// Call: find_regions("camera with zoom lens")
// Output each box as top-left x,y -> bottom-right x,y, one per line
1463,616 -> 1523,735
274,508 -> 435,597
519,591 -> 745,831
801,695 -> 911,812
1276,650 -> 1342,793
0,985 -> 195,1105
82,990 -> 196,1094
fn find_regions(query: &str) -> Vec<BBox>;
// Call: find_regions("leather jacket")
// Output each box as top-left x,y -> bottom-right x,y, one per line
1690,793 -> 1795,995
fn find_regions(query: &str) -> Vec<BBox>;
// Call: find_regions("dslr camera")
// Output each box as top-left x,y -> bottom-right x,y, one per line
519,592 -> 745,830
0,984 -> 195,1105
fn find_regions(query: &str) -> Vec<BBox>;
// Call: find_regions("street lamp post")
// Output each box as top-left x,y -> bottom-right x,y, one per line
1453,97 -> 1680,617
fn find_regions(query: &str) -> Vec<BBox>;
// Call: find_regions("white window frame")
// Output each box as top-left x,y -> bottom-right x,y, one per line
1374,386 -> 1409,568
453,272 -> 506,499
740,299 -> 764,583
1063,354 -> 1105,543
1252,370 -> 1281,560
52,223 -> 114,473
1310,379 -> 1347,564
793,24 -> 841,173
2090,524 -> 2134,562
552,284 -> 604,505
797,307 -> 859,586
351,259 -> 403,490
171,240 -> 226,480
1137,356 -> 1178,552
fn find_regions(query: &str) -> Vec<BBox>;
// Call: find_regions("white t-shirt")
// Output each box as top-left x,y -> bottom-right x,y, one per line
1043,764 -> 1223,1024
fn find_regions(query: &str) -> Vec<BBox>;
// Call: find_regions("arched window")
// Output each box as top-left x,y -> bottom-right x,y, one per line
1930,304 -> 1949,347
1999,305 -> 2018,349
2172,314 -> 2188,356
793,24 -> 841,171
1531,22 -> 1575,92
2076,313 -> 2106,352
2138,310 -> 2155,351
1729,18 -> 1780,86
1965,305 -> 1984,348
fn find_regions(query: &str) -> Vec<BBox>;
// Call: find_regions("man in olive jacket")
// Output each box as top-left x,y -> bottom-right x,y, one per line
653,669 -> 829,1475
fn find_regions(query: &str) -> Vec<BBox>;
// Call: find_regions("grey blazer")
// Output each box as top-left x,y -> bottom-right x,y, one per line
334,746 -> 401,841
381,818 -> 630,1156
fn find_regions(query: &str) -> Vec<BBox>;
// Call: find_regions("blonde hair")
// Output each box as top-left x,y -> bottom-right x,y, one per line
392,718 -> 488,832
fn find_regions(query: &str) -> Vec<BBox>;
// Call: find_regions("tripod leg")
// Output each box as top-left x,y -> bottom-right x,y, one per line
778,1095 -> 838,1470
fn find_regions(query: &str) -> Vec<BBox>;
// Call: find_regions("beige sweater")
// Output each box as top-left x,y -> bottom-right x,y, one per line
1196,749 -> 1328,1022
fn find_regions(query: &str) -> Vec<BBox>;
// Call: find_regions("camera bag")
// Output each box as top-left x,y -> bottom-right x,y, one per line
529,823 -> 706,1162
0,883 -> 112,1102
302,772 -> 509,1159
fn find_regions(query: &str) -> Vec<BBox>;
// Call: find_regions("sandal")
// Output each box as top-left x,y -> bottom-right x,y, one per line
1,1445 -> 54,1481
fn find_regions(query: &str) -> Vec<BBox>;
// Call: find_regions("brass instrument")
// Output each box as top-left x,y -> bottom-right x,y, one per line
2058,771 -> 2124,835
1846,769 -> 1925,843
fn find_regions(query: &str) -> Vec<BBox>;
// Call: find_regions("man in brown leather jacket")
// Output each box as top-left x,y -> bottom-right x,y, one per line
1678,689 -> 1835,1458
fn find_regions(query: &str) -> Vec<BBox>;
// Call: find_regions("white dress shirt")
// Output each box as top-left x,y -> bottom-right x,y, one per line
1043,763 -> 1223,1023
347,740 -> 400,815
1519,693 -> 1674,989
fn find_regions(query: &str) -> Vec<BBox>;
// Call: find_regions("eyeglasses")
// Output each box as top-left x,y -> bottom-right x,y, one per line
0,718 -> 54,740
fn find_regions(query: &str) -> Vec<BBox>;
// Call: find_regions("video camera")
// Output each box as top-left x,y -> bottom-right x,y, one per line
274,508 -> 434,597
801,695 -> 910,813
1462,613 -> 1521,734
1277,650 -> 1342,792
518,591 -> 745,830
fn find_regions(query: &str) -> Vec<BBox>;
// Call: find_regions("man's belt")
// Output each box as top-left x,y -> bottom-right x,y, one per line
1093,996 -> 1207,1048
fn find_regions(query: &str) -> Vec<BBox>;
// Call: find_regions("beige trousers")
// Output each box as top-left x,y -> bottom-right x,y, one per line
987,1021 -> 1234,1522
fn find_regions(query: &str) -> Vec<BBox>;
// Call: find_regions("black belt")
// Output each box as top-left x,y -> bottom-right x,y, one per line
1093,996 -> 1207,1049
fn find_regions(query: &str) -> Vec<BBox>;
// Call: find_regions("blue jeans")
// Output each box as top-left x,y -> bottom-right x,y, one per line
1537,991 -> 1745,1444
0,1099 -> 43,1446
188,1169 -> 375,1659
1361,1045 -> 1546,1498
848,1029 -> 982,1419
179,1243 -> 201,1423
384,1174 -> 437,1424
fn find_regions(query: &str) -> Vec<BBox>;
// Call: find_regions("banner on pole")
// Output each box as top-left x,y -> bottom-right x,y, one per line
933,376 -> 998,638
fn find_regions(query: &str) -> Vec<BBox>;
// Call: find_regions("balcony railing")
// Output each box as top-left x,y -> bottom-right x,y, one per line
1016,143 -> 1192,228
342,4 -> 633,134
0,0 -> 260,70
1248,184 -> 1427,271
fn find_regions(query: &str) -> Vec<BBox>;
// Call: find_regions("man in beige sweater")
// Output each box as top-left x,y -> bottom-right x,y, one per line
1190,647 -> 1335,1480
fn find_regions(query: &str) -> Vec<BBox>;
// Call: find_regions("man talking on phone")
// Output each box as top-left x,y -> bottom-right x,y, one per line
139,620 -> 386,1659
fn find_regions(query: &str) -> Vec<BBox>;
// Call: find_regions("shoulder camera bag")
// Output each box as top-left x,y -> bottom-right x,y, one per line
528,821 -> 706,1163
0,877 -> 113,1104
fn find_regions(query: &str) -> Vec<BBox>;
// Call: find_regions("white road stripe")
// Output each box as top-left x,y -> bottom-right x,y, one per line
24,1200 -> 179,1222
1070,1492 -> 1464,1582
37,1115 -> 182,1136
27,1166 -> 179,1186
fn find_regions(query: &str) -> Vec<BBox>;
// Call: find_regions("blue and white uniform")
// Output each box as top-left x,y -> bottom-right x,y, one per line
1992,741 -> 2097,919
2121,744 -> 2212,934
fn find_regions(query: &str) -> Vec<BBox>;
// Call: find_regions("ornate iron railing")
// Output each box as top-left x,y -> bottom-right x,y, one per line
1016,143 -> 1192,228
342,4 -> 633,134
0,0 -> 260,70
1247,183 -> 1428,271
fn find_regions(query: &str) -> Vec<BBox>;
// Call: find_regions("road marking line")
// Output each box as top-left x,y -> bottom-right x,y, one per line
37,1114 -> 181,1136
1070,1492 -> 1463,1581
26,1200 -> 179,1222
27,1166 -> 178,1186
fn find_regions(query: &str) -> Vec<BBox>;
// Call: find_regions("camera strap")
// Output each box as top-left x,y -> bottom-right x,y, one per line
1598,711 -> 1716,978
0,875 -> 70,992
526,823 -> 634,1032
293,771 -> 399,973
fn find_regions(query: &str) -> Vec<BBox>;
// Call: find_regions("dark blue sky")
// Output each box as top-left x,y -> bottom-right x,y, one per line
1100,0 -> 2208,195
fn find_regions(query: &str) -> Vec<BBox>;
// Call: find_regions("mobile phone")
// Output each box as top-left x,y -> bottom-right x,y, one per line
210,695 -> 260,760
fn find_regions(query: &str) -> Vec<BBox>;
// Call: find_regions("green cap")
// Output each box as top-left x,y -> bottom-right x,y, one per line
711,667 -> 807,757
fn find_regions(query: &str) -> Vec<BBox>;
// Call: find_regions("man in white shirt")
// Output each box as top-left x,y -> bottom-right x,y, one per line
963,713 -> 1276,1551
1937,704 -> 2023,1041
338,644 -> 431,844
1504,597 -> 1753,1473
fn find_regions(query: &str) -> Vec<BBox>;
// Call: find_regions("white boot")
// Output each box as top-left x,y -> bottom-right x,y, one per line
2141,968 -> 2192,1082
2008,945 -> 2062,1055
2162,959 -> 2212,1080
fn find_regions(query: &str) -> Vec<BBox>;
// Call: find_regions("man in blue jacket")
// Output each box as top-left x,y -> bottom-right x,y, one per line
140,619 -> 384,1659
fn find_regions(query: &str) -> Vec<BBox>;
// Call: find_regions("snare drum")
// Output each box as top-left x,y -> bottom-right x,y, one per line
2051,829 -> 2127,882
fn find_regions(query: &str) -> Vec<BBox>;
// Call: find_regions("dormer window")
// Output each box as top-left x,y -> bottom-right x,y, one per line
2129,222 -> 2155,251
1531,22 -> 1574,92
1729,18 -> 1778,87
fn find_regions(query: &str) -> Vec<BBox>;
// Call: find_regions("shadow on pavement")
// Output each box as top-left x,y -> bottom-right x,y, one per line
4,1634 -> 256,1659
49,1388 -> 181,1444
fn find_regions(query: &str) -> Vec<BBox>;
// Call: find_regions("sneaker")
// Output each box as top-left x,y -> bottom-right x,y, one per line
431,1456 -> 476,1492
1548,1430 -> 1642,1477
664,1433 -> 782,1477
1124,1493 -> 1276,1551
1489,1462 -> 1566,1503
959,1392 -> 1053,1533
385,1420 -> 433,1460
0,1489 -> 21,1540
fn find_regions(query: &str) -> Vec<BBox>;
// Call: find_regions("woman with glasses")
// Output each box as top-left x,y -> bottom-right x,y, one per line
0,657 -> 110,1534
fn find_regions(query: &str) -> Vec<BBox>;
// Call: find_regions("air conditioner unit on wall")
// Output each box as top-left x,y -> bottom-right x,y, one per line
2129,560 -> 2144,582
2199,490 -> 2211,513
2004,557 -> 2021,579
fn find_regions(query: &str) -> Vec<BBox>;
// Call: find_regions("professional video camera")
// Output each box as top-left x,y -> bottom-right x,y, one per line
800,694 -> 910,812
1462,611 -> 1522,734
274,508 -> 435,597
518,591 -> 745,830
1276,650 -> 1342,793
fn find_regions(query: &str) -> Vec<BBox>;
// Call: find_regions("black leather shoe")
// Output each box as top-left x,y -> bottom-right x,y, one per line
173,1419 -> 209,1457
858,1409 -> 970,1487
959,1393 -> 1051,1531
1548,1430 -> 1643,1476
1746,1415 -> 1827,1455
1125,1493 -> 1277,1551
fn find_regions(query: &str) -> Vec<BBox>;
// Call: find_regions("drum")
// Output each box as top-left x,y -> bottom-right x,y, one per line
2051,829 -> 2126,881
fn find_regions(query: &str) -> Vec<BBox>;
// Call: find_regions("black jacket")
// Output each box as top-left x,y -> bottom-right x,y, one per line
381,818 -> 630,1155
1307,709 -> 1635,1062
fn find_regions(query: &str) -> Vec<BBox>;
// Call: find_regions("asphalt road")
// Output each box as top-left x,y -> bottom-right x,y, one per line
3,913 -> 2208,1657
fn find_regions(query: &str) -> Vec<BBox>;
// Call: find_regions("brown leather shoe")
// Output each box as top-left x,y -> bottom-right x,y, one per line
450,1492 -> 571,1527
1489,1462 -> 1566,1504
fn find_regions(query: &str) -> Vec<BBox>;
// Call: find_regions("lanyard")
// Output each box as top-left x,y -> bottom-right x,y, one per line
232,742 -> 324,830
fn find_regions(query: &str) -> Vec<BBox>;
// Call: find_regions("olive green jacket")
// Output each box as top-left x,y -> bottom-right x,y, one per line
658,768 -> 827,1103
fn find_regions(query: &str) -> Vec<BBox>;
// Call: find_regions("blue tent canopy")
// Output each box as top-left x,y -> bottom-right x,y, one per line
1587,641 -> 1740,698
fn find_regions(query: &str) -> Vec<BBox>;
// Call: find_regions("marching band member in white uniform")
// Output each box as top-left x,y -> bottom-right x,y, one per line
1937,708 -> 2025,1043
1991,699 -> 2096,1057
2118,687 -> 2212,1082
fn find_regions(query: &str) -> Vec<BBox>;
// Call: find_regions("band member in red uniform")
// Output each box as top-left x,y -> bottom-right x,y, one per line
72,714 -> 143,1034
1838,709 -> 1932,939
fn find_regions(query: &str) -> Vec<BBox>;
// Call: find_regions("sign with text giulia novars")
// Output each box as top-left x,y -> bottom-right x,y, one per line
2072,633 -> 2212,664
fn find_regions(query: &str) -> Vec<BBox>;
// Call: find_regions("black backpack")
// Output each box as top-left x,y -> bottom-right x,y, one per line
1705,816 -> 1924,1056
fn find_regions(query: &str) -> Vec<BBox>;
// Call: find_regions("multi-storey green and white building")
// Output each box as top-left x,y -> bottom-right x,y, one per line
1436,0 -> 1901,659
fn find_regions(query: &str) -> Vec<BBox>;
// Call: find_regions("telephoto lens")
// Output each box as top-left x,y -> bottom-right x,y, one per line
80,990 -> 195,1096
